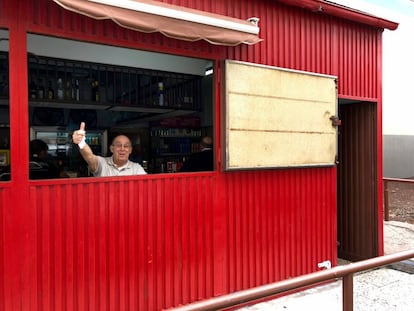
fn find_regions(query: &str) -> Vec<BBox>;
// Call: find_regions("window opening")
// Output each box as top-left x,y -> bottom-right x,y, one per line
0,32 -> 10,181
22,48 -> 213,178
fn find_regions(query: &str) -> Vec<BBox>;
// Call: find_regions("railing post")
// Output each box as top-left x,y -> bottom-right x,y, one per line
384,179 -> 389,221
343,273 -> 354,311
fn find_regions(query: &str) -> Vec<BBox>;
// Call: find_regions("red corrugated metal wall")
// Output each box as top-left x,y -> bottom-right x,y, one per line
4,172 -> 336,310
224,169 -> 336,293
21,0 -> 382,100
0,0 -> 383,310
25,176 -> 216,311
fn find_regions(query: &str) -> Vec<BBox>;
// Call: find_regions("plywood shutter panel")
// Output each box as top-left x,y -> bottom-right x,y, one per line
222,60 -> 338,170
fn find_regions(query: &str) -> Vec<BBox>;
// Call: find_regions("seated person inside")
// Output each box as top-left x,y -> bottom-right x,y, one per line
180,136 -> 213,172
29,139 -> 61,179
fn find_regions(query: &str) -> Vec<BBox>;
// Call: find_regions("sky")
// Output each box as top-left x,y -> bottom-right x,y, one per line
332,0 -> 414,135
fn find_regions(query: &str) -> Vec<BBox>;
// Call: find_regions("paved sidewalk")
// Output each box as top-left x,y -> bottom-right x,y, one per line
237,221 -> 414,311
384,221 -> 414,254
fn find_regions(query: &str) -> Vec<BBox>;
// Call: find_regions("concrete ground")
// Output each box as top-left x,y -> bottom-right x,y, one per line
237,221 -> 414,311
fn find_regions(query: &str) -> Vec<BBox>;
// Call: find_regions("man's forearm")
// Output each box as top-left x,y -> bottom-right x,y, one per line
78,144 -> 99,173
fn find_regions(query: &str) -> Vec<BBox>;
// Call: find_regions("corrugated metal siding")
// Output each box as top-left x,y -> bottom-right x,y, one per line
0,186 -> 9,311
26,0 -> 381,100
221,2 -> 380,100
335,23 -> 380,99
279,4 -> 376,98
26,176 -> 215,310
225,169 -> 336,293
17,169 -> 336,310
0,1 -> 10,26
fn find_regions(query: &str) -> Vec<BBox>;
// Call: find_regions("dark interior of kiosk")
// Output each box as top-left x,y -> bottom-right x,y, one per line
0,43 -> 214,180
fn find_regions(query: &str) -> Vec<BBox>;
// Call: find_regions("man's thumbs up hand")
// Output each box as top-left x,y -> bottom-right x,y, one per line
73,122 -> 86,149
79,122 -> 85,133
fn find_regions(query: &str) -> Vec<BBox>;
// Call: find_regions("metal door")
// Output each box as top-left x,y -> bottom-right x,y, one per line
337,101 -> 378,261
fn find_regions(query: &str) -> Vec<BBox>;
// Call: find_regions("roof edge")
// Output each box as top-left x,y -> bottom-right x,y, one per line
277,0 -> 399,30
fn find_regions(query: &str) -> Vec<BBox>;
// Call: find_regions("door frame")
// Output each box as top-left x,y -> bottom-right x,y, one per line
337,100 -> 378,261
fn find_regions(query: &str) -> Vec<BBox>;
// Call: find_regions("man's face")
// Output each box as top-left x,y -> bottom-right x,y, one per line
38,149 -> 48,159
110,135 -> 132,164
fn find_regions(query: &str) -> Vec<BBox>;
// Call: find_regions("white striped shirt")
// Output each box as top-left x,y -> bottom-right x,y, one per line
93,156 -> 147,176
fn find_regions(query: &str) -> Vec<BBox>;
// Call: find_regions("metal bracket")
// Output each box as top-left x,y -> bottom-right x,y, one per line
330,115 -> 342,127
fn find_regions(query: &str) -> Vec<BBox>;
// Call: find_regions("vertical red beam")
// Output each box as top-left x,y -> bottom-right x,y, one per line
376,31 -> 384,256
213,60 -> 228,297
8,0 -> 29,182
6,1 -> 31,311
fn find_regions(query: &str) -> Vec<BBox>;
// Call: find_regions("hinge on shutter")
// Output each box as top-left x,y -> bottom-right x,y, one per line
330,115 -> 342,127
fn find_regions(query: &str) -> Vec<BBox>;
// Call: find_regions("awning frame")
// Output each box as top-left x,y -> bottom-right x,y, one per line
52,0 -> 263,46
88,0 -> 260,35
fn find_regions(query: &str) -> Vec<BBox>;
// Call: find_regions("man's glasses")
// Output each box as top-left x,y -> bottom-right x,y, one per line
112,143 -> 131,149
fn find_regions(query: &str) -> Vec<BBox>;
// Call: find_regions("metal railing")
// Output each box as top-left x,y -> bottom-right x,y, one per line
166,178 -> 414,311
167,249 -> 414,311
383,177 -> 414,221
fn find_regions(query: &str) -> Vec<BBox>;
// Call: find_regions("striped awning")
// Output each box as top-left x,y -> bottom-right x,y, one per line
52,0 -> 263,46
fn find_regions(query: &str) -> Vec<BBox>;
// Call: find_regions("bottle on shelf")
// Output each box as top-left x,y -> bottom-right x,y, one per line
65,79 -> 72,100
73,79 -> 80,101
176,158 -> 183,172
0,74 -> 8,97
47,81 -> 54,100
158,82 -> 164,106
37,78 -> 44,99
71,79 -> 75,100
57,78 -> 64,100
91,78 -> 99,102
29,78 -> 37,99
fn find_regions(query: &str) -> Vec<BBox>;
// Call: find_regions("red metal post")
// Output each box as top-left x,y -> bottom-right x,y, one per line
6,2 -> 31,311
